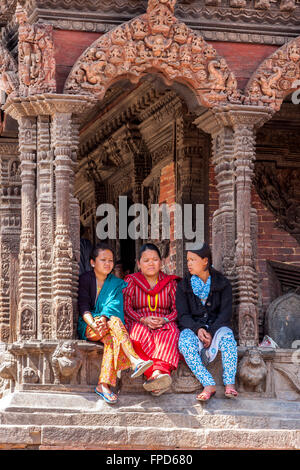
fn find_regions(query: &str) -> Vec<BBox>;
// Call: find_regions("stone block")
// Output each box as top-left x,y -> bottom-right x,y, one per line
0,425 -> 41,446
203,429 -> 300,450
41,425 -> 127,448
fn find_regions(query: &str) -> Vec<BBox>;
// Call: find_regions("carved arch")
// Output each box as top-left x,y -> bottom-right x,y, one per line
64,0 -> 241,108
244,36 -> 300,111
0,43 -> 19,97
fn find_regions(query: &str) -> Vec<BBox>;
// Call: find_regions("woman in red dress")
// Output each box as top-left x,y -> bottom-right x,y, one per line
123,243 -> 181,396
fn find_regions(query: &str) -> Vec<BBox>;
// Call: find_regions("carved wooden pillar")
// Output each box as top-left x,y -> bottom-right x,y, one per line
195,110 -> 236,282
51,112 -> 74,340
229,109 -> 273,346
36,115 -> 54,340
0,143 -> 21,343
195,105 -> 273,346
17,116 -> 38,341
70,117 -> 81,335
175,114 -> 209,277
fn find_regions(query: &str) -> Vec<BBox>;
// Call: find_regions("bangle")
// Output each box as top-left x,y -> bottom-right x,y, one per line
163,317 -> 169,324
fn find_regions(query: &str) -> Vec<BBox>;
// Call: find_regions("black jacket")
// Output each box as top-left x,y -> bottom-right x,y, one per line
175,268 -> 233,337
78,270 -> 97,317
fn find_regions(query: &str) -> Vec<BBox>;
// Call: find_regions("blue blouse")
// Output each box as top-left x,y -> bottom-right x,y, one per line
190,274 -> 211,305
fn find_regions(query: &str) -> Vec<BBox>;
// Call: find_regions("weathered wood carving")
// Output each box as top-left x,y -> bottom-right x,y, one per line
16,2 -> 56,97
254,163 -> 300,244
0,44 -> 19,97
245,38 -> 300,111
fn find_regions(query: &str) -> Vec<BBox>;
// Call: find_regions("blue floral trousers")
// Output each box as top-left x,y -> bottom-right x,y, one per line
178,328 -> 238,387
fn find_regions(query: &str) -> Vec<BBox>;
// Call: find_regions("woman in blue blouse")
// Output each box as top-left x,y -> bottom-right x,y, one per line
176,243 -> 238,401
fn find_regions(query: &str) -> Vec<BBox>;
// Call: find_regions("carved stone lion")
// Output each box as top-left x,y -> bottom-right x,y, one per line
237,347 -> 267,393
0,351 -> 17,382
51,341 -> 82,385
0,351 -> 17,397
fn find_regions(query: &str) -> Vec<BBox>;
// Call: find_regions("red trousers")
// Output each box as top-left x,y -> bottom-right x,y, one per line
132,340 -> 174,379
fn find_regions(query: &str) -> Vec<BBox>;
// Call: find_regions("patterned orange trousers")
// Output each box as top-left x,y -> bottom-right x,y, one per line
86,316 -> 140,387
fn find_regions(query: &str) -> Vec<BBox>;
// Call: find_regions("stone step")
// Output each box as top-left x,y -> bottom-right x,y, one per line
0,423 -> 298,450
1,409 -> 299,431
0,393 -> 299,441
1,391 -> 299,416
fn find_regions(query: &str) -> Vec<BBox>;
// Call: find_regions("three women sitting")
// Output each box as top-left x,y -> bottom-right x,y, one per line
78,240 -> 238,402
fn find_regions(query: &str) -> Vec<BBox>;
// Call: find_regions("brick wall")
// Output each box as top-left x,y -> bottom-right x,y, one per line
252,188 -> 300,322
53,30 -> 102,93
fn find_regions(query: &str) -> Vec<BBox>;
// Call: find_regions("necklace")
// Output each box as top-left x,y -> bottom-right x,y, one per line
147,278 -> 158,312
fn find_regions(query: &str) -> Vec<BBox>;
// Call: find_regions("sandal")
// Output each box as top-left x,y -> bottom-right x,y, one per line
143,373 -> 172,392
95,387 -> 118,404
131,359 -> 153,379
225,387 -> 238,399
196,389 -> 216,402
151,387 -> 170,397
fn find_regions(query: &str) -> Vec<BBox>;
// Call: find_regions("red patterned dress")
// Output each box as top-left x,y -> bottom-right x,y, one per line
123,271 -> 181,378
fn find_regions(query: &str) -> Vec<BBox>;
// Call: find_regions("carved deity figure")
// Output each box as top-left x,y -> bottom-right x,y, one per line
148,0 -> 177,13
16,3 -> 56,95
131,18 -> 148,40
145,34 -> 172,57
0,44 -> 19,96
173,23 -> 189,44
148,3 -> 175,35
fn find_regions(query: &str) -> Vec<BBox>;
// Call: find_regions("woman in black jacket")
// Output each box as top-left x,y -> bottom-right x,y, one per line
176,243 -> 238,402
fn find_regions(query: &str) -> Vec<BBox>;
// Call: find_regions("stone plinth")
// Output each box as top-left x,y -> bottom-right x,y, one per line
0,341 -> 298,402
0,340 -> 299,449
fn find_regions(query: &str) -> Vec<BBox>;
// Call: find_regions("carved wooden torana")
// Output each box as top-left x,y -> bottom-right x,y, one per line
64,0 -> 241,107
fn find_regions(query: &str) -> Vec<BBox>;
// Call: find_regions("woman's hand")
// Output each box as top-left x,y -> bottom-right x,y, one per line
90,316 -> 109,339
197,328 -> 212,348
141,316 -> 165,329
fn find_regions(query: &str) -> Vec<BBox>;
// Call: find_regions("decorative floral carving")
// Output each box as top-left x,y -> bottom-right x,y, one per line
64,0 -> 240,108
